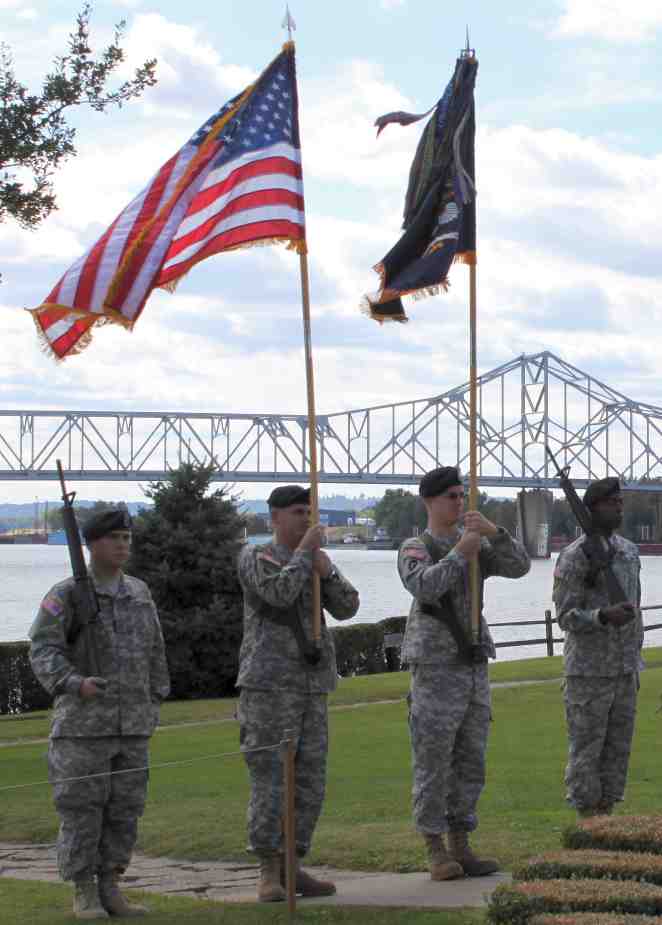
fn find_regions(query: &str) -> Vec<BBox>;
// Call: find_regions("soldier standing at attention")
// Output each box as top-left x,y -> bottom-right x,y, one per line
237,485 -> 359,903
29,509 -> 170,920
553,477 -> 642,818
398,466 -> 530,880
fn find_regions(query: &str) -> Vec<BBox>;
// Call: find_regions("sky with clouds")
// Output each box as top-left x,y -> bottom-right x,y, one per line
1,0 -> 662,503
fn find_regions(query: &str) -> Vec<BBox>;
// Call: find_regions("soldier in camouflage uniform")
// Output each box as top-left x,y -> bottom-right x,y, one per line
237,485 -> 359,903
398,466 -> 530,880
29,508 -> 170,920
553,477 -> 643,818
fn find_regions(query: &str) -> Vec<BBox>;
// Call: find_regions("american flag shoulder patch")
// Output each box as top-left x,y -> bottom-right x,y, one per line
402,546 -> 428,560
257,551 -> 281,568
41,594 -> 64,617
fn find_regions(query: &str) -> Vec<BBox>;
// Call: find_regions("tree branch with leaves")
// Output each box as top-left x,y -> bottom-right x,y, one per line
0,3 -> 156,231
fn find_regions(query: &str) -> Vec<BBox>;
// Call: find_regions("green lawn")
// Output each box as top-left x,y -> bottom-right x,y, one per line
2,664 -> 661,874
0,879 -> 483,925
0,646 -> 617,744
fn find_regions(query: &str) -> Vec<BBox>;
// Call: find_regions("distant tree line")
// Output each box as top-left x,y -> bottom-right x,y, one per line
374,487 -> 662,545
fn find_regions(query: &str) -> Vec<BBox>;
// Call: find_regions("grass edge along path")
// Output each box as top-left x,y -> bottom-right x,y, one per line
0,877 -> 484,925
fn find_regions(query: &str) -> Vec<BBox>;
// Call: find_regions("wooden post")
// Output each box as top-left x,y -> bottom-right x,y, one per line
468,261 -> 480,643
298,248 -> 322,648
544,608 -> 554,657
282,729 -> 297,918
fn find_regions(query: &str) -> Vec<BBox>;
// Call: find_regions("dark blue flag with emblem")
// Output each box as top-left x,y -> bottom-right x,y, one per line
362,51 -> 478,323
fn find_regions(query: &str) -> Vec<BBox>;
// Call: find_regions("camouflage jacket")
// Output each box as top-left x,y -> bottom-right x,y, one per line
29,573 -> 170,738
237,542 -> 359,692
553,533 -> 643,677
398,527 -> 530,664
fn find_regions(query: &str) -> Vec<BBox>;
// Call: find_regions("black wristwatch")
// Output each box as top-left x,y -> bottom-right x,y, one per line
598,609 -> 608,626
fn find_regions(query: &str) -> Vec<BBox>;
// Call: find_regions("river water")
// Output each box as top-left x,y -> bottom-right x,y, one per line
3,546 -> 662,662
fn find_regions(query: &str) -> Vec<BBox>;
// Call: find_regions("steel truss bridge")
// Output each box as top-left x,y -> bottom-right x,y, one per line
2,351 -> 662,490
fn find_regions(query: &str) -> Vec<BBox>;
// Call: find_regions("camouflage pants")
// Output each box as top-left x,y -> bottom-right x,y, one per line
238,689 -> 328,858
408,661 -> 491,834
48,736 -> 149,882
564,673 -> 638,810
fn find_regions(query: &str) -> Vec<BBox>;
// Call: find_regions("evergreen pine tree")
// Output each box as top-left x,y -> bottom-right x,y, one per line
128,464 -> 245,699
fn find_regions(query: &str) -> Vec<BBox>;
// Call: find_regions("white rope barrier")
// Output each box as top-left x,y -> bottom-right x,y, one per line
0,742 -> 282,793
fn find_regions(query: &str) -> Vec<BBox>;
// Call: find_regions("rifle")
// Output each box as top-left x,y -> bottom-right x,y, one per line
56,459 -> 104,680
545,445 -> 627,604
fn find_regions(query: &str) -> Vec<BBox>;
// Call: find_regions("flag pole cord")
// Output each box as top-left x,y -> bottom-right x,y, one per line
469,260 -> 480,642
299,248 -> 322,646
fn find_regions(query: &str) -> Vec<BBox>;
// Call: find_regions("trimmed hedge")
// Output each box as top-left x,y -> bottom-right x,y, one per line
487,879 -> 662,925
331,616 -> 406,677
530,915 -> 662,925
515,850 -> 662,886
563,817 -> 662,855
0,641 -> 52,715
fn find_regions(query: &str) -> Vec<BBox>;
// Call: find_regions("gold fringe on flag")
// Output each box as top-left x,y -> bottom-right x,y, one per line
156,235 -> 307,295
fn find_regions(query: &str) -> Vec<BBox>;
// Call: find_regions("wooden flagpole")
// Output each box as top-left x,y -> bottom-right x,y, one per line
299,248 -> 323,647
468,260 -> 480,643
464,33 -> 480,645
284,8 -> 322,649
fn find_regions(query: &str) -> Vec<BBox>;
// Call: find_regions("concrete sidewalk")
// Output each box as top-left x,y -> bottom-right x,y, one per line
0,842 -> 509,908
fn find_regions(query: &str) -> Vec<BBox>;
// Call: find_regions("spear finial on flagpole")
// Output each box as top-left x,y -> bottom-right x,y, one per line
461,25 -> 475,59
282,5 -> 296,41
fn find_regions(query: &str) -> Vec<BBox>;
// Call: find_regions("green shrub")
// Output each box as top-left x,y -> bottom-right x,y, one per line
0,641 -> 52,714
515,850 -> 662,885
487,879 -> 662,925
530,915 -> 662,925
563,817 -> 662,855
331,616 -> 406,677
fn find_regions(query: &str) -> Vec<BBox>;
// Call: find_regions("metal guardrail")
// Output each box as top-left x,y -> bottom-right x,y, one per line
384,609 -> 662,659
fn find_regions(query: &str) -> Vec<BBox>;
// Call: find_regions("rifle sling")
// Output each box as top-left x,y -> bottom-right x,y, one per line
418,533 -> 482,665
259,602 -> 322,667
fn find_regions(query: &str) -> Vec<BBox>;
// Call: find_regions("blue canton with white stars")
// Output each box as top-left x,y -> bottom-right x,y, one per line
189,51 -> 297,166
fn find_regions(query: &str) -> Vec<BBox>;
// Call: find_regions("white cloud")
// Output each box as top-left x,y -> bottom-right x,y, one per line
555,0 -> 662,42
120,13 -> 256,118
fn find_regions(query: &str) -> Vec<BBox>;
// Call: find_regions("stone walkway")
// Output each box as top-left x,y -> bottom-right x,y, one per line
0,842 -> 509,908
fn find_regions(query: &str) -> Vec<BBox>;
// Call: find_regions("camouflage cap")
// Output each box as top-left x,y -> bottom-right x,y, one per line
83,507 -> 133,543
583,477 -> 621,509
267,485 -> 311,509
419,466 -> 463,498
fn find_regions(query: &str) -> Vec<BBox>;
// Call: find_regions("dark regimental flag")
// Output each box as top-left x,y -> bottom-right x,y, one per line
363,52 -> 477,323
31,43 -> 305,360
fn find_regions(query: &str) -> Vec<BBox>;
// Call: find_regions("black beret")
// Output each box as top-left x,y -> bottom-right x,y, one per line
583,477 -> 621,509
83,507 -> 133,543
419,466 -> 463,498
267,485 -> 311,509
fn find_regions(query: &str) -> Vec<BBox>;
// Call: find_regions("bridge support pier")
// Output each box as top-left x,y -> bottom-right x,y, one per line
517,488 -> 553,559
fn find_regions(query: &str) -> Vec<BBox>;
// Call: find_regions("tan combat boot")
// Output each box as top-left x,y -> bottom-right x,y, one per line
447,831 -> 499,877
257,855 -> 286,903
73,878 -> 109,920
423,834 -> 464,881
98,873 -> 149,917
281,858 -> 336,897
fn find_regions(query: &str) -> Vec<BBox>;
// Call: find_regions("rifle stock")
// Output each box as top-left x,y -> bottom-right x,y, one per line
56,460 -> 102,677
546,445 -> 626,604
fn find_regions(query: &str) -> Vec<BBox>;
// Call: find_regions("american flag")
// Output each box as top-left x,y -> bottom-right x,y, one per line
31,43 -> 305,360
